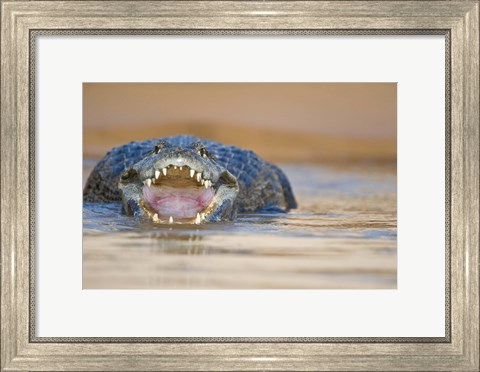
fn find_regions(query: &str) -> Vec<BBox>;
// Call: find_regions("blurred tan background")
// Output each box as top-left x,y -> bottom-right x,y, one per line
83,83 -> 396,163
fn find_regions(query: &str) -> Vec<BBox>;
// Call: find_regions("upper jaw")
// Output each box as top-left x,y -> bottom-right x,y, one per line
140,162 -> 217,190
139,153 -> 221,184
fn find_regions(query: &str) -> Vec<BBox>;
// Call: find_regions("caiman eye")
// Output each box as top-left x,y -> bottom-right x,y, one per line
154,141 -> 168,154
198,147 -> 212,159
120,168 -> 137,181
153,141 -> 171,154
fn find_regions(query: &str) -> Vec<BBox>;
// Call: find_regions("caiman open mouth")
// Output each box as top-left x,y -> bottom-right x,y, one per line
140,164 -> 216,224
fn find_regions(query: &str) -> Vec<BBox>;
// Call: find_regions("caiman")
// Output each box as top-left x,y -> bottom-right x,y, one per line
83,135 -> 296,224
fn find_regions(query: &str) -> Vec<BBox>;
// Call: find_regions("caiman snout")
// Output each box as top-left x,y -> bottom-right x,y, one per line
118,140 -> 239,224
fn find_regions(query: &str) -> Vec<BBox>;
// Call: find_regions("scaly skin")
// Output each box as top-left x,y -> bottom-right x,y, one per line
83,135 -> 297,222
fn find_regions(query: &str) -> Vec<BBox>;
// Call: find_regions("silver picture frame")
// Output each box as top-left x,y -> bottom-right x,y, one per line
1,1 -> 478,371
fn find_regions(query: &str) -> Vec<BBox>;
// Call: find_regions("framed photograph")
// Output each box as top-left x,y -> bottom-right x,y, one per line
82,82 -> 398,290
1,1 -> 478,371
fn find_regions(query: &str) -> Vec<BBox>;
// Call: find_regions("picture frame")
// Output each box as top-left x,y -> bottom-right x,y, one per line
1,1 -> 478,371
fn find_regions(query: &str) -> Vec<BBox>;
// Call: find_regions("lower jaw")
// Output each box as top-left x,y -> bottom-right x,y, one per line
140,199 -> 215,224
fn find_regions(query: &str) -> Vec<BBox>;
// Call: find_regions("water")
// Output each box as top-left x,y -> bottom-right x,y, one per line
83,163 -> 397,289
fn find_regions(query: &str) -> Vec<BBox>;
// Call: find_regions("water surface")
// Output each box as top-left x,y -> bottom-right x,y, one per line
83,163 -> 397,289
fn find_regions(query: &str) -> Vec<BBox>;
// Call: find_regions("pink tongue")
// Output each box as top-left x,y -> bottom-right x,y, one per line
142,185 -> 214,219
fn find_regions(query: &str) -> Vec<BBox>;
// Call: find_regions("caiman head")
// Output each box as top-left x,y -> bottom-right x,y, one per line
118,140 -> 239,224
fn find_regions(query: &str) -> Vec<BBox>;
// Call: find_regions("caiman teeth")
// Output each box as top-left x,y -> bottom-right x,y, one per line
196,172 -> 202,182
169,216 -> 173,224
152,213 -> 159,222
195,213 -> 201,224
155,170 -> 160,179
190,169 -> 195,178
162,168 -> 167,176
146,179 -> 152,187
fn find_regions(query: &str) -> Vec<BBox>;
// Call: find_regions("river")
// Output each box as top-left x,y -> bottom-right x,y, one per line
83,162 -> 397,289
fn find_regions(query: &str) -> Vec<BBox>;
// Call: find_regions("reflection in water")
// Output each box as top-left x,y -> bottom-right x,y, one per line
83,163 -> 397,289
